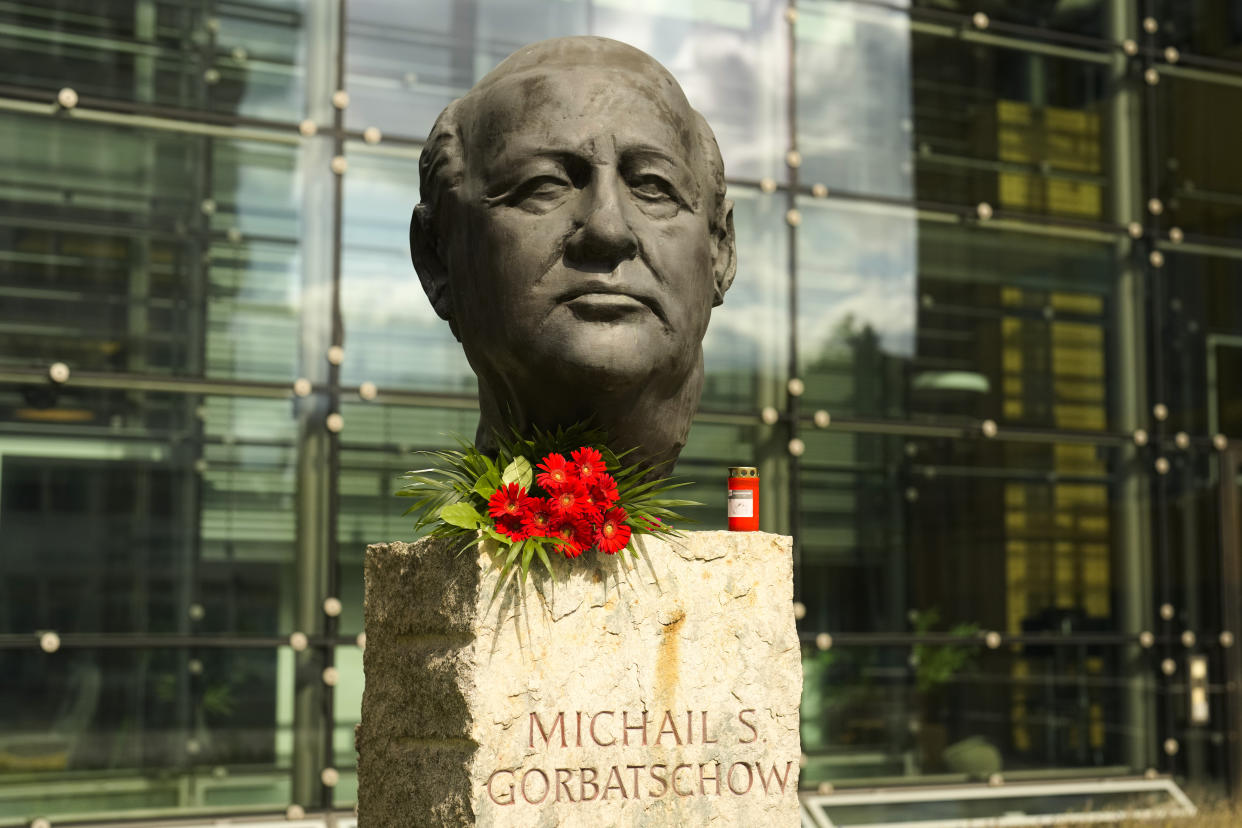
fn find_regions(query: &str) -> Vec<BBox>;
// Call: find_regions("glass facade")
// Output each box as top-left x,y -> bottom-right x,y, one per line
2,0 -> 1242,823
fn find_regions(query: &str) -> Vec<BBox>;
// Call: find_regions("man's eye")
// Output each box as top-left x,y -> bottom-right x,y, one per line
631,176 -> 676,203
516,176 -> 570,201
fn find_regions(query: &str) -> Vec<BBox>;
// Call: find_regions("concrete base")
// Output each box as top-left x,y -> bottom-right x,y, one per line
357,531 -> 802,827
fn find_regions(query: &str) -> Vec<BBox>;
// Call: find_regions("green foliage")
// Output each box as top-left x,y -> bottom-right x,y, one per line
396,422 -> 698,583
911,608 -> 981,693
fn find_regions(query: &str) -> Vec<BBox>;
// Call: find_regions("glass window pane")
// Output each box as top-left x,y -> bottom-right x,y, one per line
703,186 -> 790,413
1162,249 -> 1242,437
0,0 -> 309,121
1155,73 -> 1242,243
910,32 -> 1113,221
797,0 -> 914,200
799,436 -> 1132,634
796,198 -> 917,419
340,143 -> 475,393
0,113 -> 303,382
802,643 -> 1160,785
798,210 -> 1120,431
1158,0 -> 1242,68
0,393 -> 297,637
0,645 -> 288,819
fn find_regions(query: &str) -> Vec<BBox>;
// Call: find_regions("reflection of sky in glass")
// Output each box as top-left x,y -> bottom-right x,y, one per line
798,199 -> 916,360
221,0 -> 308,122
207,141 -> 301,381
797,0 -> 912,199
701,188 -> 789,409
346,0 -> 787,179
339,145 -> 475,392
588,0 -> 787,180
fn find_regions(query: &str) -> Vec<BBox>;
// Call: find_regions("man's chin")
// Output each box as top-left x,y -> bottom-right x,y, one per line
552,348 -> 661,393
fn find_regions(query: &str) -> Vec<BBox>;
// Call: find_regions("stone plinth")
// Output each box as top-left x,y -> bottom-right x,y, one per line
357,531 -> 801,827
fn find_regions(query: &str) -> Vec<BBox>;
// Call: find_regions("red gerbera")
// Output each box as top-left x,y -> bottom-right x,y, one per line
488,482 -> 530,519
577,488 -> 604,522
495,512 -> 528,541
595,507 -> 631,554
536,453 -> 575,491
521,497 -> 555,537
570,446 -> 605,482
549,481 -> 590,520
549,516 -> 594,558
590,472 -> 620,509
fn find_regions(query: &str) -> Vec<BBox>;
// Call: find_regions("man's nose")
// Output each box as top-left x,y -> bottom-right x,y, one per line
565,171 -> 639,272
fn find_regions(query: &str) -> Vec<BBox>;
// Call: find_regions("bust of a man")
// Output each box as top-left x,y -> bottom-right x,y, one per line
411,36 -> 735,472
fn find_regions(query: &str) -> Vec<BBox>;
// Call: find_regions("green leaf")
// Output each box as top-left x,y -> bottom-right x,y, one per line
439,502 -> 483,529
501,456 -> 533,489
534,542 -> 553,575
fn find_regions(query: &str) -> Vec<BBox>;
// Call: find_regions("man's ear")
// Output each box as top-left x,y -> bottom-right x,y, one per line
711,198 -> 737,307
410,203 -> 455,325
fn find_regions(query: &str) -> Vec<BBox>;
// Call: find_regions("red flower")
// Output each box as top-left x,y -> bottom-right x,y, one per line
549,481 -> 590,520
536,453 -> 575,491
488,482 -> 532,542
578,488 -> 605,521
596,507 -> 631,554
570,446 -> 605,482
549,516 -> 594,558
590,472 -> 620,509
488,482 -> 530,520
495,512 -> 528,541
521,497 -> 555,537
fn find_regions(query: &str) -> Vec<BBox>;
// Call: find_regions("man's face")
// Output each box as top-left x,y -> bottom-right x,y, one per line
440,66 -> 719,394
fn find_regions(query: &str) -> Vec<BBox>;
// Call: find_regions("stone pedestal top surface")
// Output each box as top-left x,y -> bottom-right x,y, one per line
357,530 -> 801,827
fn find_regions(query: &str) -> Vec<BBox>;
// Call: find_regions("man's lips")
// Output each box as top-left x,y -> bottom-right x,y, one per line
557,282 -> 666,323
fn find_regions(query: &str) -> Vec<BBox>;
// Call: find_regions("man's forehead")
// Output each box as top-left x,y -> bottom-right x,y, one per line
463,65 -> 699,163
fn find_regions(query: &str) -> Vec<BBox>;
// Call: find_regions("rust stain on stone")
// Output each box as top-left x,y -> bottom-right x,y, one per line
654,613 -> 685,701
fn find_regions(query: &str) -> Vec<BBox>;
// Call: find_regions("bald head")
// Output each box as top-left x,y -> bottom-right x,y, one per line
474,36 -> 689,103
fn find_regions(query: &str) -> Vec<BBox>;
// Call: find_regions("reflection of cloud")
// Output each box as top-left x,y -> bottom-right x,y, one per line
802,281 -> 916,357
592,2 -> 786,179
799,202 -> 917,358
341,267 -> 440,328
796,1 -> 912,199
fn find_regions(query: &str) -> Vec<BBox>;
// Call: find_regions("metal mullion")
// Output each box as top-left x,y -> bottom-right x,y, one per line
1157,236 -> 1242,261
909,19 -> 1112,65
1154,61 -> 1242,91
785,1 -> 802,605
319,0 -> 348,811
907,4 -> 1116,54
798,631 -> 1182,647
1134,0 -> 1177,779
917,149 -> 1111,185
0,633 -> 366,649
0,369 -> 298,398
0,90 -> 304,144
793,414 -> 1131,447
1218,449 -> 1242,794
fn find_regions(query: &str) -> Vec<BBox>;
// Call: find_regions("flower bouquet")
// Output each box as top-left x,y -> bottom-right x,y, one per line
397,425 -> 696,580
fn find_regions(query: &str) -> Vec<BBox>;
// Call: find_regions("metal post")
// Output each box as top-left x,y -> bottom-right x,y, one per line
1106,0 -> 1155,773
291,0 -> 340,806
1218,448 -> 1242,795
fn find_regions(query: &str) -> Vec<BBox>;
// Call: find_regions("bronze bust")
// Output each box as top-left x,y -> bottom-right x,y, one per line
411,36 -> 735,472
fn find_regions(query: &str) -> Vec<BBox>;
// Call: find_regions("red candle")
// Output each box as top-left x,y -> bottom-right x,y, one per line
728,466 -> 759,531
